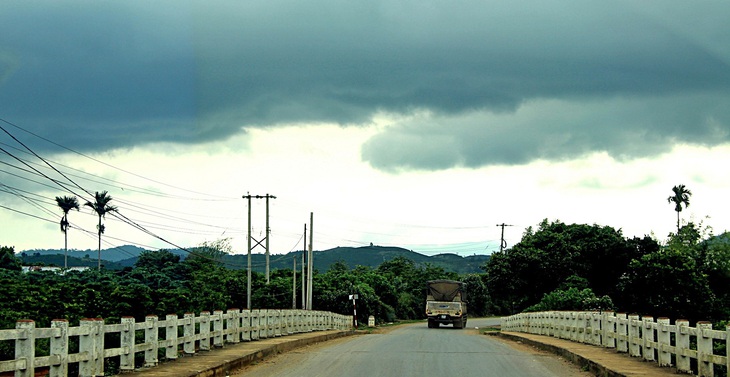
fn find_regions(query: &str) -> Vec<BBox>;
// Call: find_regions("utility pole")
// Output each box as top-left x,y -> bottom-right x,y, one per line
307,212 -> 314,310
243,193 -> 276,309
265,194 -> 272,283
246,195 -> 252,310
302,224 -> 306,309
292,256 -> 297,309
496,223 -> 514,253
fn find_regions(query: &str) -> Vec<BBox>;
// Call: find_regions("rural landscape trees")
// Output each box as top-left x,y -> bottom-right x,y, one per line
4,183 -> 730,361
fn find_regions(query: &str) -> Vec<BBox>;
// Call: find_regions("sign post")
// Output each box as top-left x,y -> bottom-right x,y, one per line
349,294 -> 359,329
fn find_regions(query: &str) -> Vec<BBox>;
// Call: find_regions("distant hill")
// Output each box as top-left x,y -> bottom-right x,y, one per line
20,245 -> 156,262
19,245 -> 490,274
17,253 -> 127,270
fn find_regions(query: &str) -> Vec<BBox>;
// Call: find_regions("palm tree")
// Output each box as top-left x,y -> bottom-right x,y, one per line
667,184 -> 692,233
84,191 -> 118,270
55,195 -> 80,269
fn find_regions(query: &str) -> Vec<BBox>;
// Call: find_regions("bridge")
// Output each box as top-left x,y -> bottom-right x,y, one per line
0,310 -> 726,376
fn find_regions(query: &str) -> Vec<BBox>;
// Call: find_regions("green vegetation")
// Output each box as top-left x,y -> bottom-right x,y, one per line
485,218 -> 730,324
4,183 -> 730,363
0,244 -> 488,361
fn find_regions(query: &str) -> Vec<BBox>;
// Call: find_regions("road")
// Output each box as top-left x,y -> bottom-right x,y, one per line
231,318 -> 591,377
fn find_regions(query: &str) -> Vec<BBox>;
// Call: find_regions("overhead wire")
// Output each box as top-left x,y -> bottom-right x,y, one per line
0,120 -> 253,269
2,117 -> 498,270
0,117 -> 237,200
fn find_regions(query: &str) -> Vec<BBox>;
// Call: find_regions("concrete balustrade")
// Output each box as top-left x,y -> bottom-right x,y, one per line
0,309 -> 352,377
502,311 -> 730,377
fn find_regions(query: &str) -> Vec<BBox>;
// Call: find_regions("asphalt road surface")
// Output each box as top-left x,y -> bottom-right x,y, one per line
231,318 -> 591,377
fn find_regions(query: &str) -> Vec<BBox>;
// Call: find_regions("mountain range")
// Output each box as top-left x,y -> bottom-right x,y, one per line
18,245 -> 490,274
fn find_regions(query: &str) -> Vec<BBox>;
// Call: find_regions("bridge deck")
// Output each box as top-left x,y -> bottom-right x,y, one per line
113,330 -> 351,377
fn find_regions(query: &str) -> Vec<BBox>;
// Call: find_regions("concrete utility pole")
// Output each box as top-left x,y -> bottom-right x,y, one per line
496,223 -> 514,253
292,256 -> 297,309
243,193 -> 276,309
307,212 -> 314,310
265,195 -> 272,283
302,224 -> 306,309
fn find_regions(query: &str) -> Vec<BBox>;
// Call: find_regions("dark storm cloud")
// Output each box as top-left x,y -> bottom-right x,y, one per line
1,1 -> 729,168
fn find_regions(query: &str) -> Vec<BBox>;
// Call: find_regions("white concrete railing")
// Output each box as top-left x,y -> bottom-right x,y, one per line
0,309 -> 353,377
502,311 -> 728,377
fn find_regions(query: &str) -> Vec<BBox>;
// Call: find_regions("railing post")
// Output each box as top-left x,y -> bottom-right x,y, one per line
697,321 -> 714,377
227,309 -> 240,344
628,314 -> 641,357
602,312 -> 614,348
144,315 -> 159,367
642,316 -> 655,362
275,310 -> 282,337
261,309 -> 269,339
726,324 -> 730,377
657,317 -> 671,367
15,319 -> 35,377
616,313 -> 627,352
242,310 -> 251,341
251,310 -> 260,340
292,309 -> 302,333
676,319 -> 691,373
213,310 -> 224,347
165,314 -> 178,360
183,313 -> 195,355
79,318 -> 103,377
547,312 -> 555,337
283,310 -> 290,335
49,319 -> 69,377
557,312 -> 565,339
308,310 -> 313,332
569,312 -> 579,342
590,312 -> 601,345
119,316 -> 135,372
198,311 -> 210,352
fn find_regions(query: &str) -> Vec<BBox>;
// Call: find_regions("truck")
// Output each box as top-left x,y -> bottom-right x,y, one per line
425,279 -> 467,329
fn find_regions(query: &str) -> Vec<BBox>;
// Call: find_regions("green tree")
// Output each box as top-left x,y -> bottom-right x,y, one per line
135,250 -> 181,271
84,191 -> 118,270
667,184 -> 692,233
55,195 -> 80,269
483,220 -> 647,314
704,232 -> 730,320
0,246 -> 21,271
461,274 -> 489,316
619,223 -> 714,322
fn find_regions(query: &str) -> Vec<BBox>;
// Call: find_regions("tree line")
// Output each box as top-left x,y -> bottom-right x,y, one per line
3,184 -> 727,358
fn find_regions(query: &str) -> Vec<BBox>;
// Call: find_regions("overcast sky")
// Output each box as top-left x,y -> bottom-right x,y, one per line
1,1 -> 729,258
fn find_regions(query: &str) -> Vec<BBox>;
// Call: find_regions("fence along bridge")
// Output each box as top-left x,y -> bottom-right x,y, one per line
0,309 -> 352,377
503,311 -> 730,377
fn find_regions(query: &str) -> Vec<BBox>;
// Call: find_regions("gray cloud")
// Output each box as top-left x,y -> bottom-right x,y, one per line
1,1 -> 729,168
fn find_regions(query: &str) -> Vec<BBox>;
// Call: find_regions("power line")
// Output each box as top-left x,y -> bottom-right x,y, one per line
0,117 -> 236,200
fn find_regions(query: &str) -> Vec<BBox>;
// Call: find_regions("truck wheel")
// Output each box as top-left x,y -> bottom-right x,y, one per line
454,319 -> 463,329
428,319 -> 435,328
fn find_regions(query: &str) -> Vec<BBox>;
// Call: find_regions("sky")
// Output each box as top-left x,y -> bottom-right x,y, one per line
1,1 -> 729,258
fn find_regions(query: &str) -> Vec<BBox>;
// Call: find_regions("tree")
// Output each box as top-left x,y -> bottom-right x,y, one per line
55,195 -> 80,269
483,219 -> 645,314
667,184 -> 692,233
0,246 -> 21,271
84,191 -> 118,270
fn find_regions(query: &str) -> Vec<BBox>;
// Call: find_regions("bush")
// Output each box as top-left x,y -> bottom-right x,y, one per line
525,287 -> 614,312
